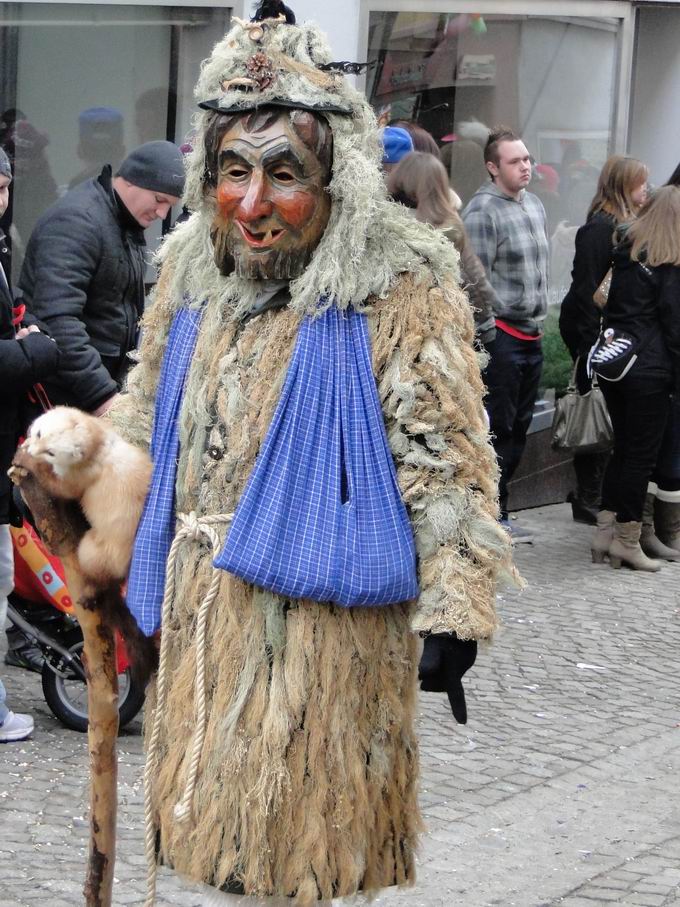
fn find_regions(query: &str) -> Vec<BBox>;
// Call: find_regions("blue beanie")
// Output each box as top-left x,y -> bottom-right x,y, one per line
381,127 -> 414,165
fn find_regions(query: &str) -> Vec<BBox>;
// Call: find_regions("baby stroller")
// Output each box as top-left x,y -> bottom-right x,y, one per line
5,519 -> 145,732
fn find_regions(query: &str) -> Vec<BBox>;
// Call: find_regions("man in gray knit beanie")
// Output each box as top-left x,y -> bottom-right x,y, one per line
18,141 -> 185,415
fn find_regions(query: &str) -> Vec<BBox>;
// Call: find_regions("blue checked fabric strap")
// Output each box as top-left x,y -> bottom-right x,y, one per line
126,304 -> 204,636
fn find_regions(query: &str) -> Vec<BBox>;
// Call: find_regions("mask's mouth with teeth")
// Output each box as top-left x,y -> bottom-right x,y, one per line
236,222 -> 286,249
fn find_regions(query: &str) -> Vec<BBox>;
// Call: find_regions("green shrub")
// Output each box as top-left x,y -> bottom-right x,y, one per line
540,308 -> 573,395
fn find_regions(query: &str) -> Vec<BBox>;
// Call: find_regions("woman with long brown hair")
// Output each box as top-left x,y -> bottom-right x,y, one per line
559,155 -> 648,525
387,151 -> 496,344
590,185 -> 680,570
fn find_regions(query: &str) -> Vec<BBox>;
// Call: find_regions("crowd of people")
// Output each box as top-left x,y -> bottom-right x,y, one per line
1,84 -> 679,748
380,121 -> 680,573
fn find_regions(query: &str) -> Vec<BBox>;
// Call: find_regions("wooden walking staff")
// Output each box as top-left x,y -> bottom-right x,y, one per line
9,448 -> 121,907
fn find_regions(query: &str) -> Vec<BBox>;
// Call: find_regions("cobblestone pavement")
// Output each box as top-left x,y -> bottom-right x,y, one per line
1,502 -> 679,906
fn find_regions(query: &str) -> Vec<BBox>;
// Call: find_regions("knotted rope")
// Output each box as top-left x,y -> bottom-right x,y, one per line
144,511 -> 232,907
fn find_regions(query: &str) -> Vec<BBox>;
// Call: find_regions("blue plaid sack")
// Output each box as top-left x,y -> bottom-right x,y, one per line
126,304 -> 204,635
214,304 -> 419,607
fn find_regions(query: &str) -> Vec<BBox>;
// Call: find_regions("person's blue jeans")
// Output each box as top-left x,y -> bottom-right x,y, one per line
483,330 -> 543,519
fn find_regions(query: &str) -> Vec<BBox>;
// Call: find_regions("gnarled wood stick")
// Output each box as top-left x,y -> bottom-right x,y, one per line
10,449 -> 120,907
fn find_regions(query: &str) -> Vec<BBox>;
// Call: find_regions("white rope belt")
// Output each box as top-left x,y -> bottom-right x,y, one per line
144,510 -> 233,907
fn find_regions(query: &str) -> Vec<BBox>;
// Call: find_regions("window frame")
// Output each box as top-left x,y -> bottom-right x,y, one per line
358,0 -> 635,153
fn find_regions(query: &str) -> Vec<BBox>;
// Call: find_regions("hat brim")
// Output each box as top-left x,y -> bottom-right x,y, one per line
198,97 -> 352,116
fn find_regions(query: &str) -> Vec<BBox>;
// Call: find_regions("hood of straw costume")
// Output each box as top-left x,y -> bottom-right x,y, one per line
163,16 -> 459,319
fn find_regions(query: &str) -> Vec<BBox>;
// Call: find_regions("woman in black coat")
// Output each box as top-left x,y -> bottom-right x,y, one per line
559,155 -> 648,524
590,186 -> 680,571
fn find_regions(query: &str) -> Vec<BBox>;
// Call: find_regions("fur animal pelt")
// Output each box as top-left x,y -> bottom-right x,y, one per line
25,406 -> 152,585
22,406 -> 157,682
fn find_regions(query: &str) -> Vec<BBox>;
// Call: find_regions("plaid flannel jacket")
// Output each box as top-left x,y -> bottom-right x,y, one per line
463,182 -> 549,334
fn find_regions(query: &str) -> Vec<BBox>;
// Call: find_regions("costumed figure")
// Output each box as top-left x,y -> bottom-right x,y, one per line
107,3 -> 514,904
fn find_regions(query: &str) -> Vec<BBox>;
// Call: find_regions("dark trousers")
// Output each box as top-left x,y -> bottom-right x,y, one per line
484,330 -> 543,519
655,395 -> 680,492
572,450 -> 609,507
600,374 -> 671,522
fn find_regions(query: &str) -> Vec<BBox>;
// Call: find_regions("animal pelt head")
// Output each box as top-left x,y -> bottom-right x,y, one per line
24,407 -> 108,498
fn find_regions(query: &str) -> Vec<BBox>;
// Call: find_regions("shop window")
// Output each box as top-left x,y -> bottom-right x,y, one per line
367,10 -> 622,392
0,3 -> 230,281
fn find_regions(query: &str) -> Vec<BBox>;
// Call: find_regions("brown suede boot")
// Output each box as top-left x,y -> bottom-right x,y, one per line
654,499 -> 680,553
591,510 -> 615,564
609,520 -> 662,571
640,493 -> 680,561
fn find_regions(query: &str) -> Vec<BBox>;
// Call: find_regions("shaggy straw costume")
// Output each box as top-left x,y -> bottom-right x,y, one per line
110,14 -> 513,905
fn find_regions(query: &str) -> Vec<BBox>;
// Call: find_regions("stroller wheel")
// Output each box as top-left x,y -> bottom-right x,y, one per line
41,627 -> 145,733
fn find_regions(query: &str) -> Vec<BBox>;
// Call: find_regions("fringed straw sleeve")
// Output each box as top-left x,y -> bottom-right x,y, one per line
107,262 -> 182,451
369,272 -> 517,640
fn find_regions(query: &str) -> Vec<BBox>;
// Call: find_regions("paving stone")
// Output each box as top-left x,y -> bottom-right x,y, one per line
2,502 -> 680,906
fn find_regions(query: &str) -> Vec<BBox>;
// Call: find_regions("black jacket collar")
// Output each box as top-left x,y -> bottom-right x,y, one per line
97,165 -> 146,243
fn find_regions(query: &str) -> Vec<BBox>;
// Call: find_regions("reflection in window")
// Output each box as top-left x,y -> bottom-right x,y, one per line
0,3 -> 229,280
367,11 -> 621,304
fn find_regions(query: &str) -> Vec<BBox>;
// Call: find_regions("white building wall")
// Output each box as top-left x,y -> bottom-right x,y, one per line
292,0 -> 361,61
628,4 -> 680,186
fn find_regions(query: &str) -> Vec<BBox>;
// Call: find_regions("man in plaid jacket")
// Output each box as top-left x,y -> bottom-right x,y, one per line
463,126 -> 549,543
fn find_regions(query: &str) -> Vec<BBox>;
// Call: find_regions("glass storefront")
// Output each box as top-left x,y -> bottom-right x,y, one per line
0,2 -> 230,280
366,7 -> 626,391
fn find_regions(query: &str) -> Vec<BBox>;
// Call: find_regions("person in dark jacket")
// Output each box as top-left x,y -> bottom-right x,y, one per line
19,141 -> 185,415
0,146 -> 60,741
590,186 -> 680,571
559,155 -> 648,525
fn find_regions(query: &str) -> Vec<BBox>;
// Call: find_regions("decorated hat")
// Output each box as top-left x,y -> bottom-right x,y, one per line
195,4 -> 362,119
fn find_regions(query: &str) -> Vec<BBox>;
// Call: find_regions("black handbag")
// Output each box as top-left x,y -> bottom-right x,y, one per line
551,361 -> 613,455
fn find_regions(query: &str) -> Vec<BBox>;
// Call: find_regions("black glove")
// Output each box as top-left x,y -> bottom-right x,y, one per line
418,632 -> 477,724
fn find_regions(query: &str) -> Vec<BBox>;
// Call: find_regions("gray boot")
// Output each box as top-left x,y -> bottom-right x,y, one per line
640,493 -> 680,561
591,510 -> 615,564
609,521 -> 662,572
654,499 -> 680,553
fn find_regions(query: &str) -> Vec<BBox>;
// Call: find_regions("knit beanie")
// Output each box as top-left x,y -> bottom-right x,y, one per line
380,127 -> 414,165
118,141 -> 185,198
0,146 -> 11,180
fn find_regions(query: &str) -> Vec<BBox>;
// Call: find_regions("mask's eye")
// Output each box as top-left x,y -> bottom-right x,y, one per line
272,169 -> 295,183
223,165 -> 250,181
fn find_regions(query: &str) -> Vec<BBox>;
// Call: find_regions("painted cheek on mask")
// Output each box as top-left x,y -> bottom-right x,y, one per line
270,188 -> 318,231
216,182 -> 244,220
